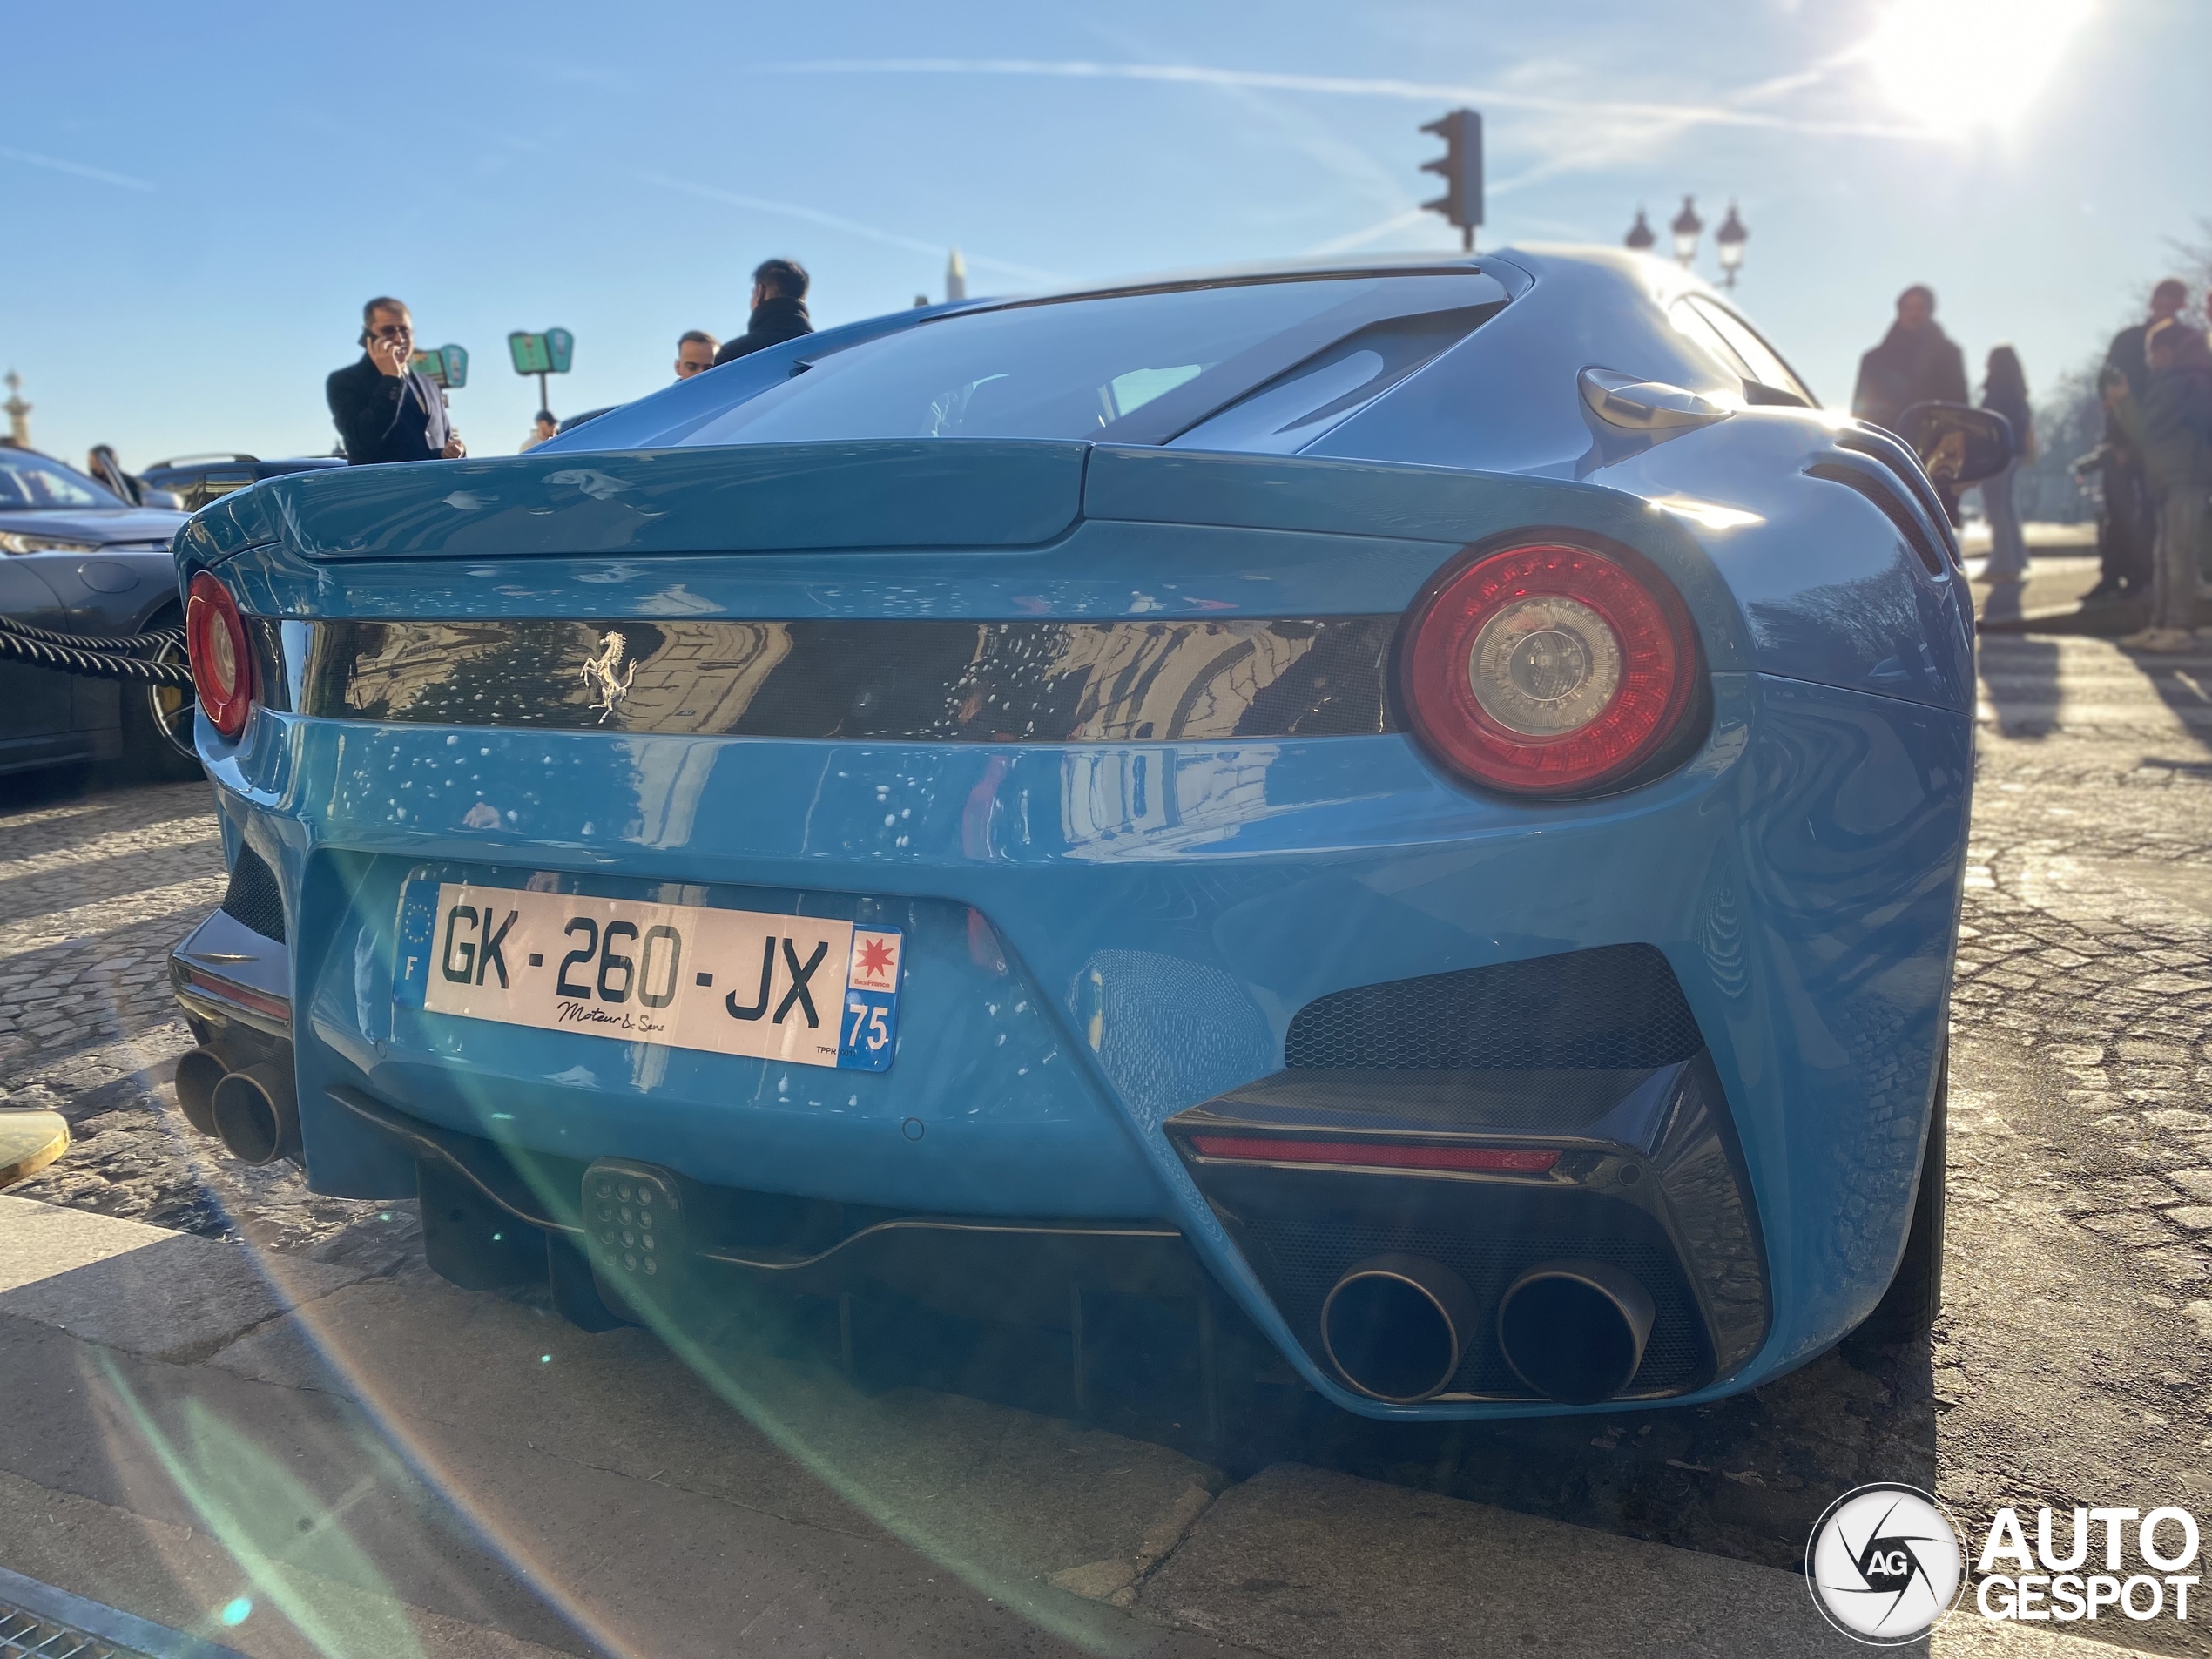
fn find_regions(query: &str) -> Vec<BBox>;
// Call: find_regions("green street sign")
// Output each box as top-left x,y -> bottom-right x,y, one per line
508,329 -> 574,377
508,331 -> 552,375
410,344 -> 469,389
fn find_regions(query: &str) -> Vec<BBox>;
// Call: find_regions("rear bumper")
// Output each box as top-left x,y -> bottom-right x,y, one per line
324,1054 -> 1757,1410
189,664 -> 1969,1418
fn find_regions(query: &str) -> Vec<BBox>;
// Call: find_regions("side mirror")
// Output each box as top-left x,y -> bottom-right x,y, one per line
1895,401 -> 2013,487
139,488 -> 186,511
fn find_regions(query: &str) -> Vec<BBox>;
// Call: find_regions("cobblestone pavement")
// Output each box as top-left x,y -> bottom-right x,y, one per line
7,634 -> 2212,1649
0,773 -> 422,1274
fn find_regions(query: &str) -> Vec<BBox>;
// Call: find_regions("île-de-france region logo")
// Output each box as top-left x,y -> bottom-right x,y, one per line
850,931 -> 900,990
1806,1483 -> 1966,1644
581,631 -> 637,724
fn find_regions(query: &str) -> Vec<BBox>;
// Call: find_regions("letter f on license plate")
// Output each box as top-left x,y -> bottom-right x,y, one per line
396,877 -> 903,1072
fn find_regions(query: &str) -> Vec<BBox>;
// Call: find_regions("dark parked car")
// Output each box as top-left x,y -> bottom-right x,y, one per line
0,444 -> 195,776
138,453 -> 346,513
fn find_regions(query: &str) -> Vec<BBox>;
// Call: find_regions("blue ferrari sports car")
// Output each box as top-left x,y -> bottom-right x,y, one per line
168,247 -> 1989,1419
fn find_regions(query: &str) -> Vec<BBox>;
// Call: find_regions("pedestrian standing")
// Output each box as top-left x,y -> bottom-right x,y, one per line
2088,280 -> 2189,600
675,331 -> 719,380
712,260 -> 814,366
1977,346 -> 2035,582
2114,319 -> 2212,651
2107,280 -> 2188,401
521,411 -> 558,452
1851,286 -> 1970,435
327,298 -> 465,465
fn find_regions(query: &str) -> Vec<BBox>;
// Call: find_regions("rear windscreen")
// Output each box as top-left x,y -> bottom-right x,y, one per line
666,273 -> 1505,451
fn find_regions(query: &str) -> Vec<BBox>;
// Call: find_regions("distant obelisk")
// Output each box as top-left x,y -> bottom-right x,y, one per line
3,371 -> 28,448
945,248 -> 968,304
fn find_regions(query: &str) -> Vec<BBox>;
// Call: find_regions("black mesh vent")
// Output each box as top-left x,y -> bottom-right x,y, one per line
1244,1216 -> 1709,1398
220,842 -> 287,943
1285,945 -> 1701,1072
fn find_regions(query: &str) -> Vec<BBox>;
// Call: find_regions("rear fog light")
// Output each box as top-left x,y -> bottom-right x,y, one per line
1187,1136 -> 1561,1174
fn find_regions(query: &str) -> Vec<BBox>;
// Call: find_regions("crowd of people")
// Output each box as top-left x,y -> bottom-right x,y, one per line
2094,278 -> 2212,651
324,259 -> 817,464
1851,278 -> 2212,652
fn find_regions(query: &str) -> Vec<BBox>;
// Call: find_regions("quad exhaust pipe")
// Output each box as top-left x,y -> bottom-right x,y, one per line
1321,1252 -> 1656,1405
173,1047 -> 227,1137
1321,1253 -> 1480,1404
1496,1259 -> 1655,1406
173,1047 -> 300,1166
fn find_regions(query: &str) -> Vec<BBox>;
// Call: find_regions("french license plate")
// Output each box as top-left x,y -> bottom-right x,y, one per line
395,879 -> 902,1071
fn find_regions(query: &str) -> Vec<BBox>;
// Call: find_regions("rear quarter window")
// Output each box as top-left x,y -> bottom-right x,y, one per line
1669,296 -> 1817,408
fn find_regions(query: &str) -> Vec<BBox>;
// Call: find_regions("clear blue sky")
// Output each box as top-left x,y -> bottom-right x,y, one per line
3,0 -> 2204,469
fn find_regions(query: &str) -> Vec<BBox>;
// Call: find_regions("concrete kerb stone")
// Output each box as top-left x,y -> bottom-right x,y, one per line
0,1467 -> 582,1659
206,1266 -> 1230,1608
1133,1462 -> 2160,1659
0,1194 -> 363,1361
1136,1461 -> 1852,1658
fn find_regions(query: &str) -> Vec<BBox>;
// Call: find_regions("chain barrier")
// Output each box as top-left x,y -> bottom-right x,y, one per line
0,616 -> 194,687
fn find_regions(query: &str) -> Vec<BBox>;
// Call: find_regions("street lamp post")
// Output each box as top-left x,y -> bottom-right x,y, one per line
1624,208 -> 1656,253
1669,196 -> 1703,267
1715,201 -> 1749,288
2,371 -> 28,448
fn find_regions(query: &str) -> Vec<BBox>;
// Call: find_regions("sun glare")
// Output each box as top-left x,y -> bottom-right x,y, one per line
1864,0 -> 2096,133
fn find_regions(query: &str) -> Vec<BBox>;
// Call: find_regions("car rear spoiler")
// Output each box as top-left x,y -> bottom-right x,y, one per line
179,439 -> 1090,563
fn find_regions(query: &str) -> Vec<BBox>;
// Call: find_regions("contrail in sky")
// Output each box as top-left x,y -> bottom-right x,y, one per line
767,59 -> 1946,143
0,146 -> 155,192
632,172 -> 1066,284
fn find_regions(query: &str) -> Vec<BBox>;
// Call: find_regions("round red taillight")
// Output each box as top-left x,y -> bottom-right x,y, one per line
185,570 -> 254,740
1400,542 -> 1696,797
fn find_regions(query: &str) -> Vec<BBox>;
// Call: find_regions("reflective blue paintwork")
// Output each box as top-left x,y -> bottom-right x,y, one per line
177,246 -> 1973,1419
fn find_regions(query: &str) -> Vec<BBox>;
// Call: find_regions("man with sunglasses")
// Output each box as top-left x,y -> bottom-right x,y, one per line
327,296 -> 466,465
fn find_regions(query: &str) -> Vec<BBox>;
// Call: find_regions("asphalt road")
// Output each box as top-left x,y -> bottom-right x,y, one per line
4,624 -> 2212,1656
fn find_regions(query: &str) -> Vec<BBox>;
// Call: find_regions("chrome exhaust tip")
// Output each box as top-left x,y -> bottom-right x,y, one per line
1320,1253 -> 1480,1403
210,1061 -> 300,1166
1496,1259 -> 1656,1405
173,1047 -> 228,1138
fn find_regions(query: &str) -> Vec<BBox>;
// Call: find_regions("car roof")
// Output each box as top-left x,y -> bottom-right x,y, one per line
975,251 -> 1505,311
960,244 -> 1711,309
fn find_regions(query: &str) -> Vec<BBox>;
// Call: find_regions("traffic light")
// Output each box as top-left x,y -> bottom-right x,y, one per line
1420,109 -> 1483,251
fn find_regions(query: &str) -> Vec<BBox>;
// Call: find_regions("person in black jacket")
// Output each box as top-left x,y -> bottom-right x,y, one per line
712,260 -> 814,366
326,297 -> 466,465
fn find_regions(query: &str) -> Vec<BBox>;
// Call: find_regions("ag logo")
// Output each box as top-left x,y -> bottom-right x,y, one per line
1806,1483 -> 1966,1644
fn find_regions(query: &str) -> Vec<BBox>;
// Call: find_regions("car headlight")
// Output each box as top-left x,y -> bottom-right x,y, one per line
0,532 -> 103,554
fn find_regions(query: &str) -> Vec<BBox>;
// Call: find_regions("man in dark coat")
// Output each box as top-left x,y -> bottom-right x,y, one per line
327,297 -> 465,465
712,260 -> 814,366
1851,285 -> 1970,435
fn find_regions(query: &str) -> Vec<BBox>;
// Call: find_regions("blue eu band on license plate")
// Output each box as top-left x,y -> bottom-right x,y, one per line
394,876 -> 901,1073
